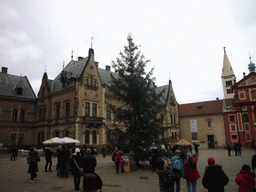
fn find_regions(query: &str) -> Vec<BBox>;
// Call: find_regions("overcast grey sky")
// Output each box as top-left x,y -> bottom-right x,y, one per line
1,0 -> 256,104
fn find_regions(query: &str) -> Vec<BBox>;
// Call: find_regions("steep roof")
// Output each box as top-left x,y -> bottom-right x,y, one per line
97,67 -> 119,93
221,48 -> 235,78
155,85 -> 169,104
50,57 -> 88,93
0,72 -> 36,99
47,54 -> 170,102
179,98 -> 234,117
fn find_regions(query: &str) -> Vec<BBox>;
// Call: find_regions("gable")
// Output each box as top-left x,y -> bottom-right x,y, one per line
232,72 -> 256,89
0,73 -> 36,99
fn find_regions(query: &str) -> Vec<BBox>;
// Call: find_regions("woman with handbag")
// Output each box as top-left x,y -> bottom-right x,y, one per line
27,147 -> 40,182
71,148 -> 83,191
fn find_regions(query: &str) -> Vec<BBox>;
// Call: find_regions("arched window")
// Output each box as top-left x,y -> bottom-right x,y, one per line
93,131 -> 97,144
54,130 -> 59,137
85,131 -> 89,144
65,131 -> 69,137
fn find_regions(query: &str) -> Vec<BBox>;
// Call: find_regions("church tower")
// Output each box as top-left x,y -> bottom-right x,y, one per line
221,47 -> 236,99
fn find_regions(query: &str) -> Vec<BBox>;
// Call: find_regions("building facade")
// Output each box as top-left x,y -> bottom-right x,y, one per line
179,99 -> 228,149
0,67 -> 37,150
36,48 -> 180,147
224,70 -> 256,147
0,48 -> 180,149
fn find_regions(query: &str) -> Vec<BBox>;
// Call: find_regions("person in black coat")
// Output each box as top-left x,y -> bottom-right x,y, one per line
56,145 -> 62,171
27,147 -> 40,182
150,143 -> 158,171
44,147 -> 53,172
193,143 -> 200,157
202,157 -> 229,192
71,148 -> 83,191
227,143 -> 231,156
237,141 -> 242,156
59,145 -> 71,178
82,148 -> 97,174
81,172 -> 102,192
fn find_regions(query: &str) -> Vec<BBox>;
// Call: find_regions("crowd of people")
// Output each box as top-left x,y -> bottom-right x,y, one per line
154,143 -> 256,192
24,142 -> 256,192
27,145 -> 103,192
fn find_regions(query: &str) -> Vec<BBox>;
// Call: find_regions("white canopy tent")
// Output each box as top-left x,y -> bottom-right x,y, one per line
53,137 -> 80,144
42,137 -> 61,144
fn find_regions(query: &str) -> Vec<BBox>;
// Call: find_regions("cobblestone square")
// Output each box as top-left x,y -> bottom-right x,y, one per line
0,148 -> 254,192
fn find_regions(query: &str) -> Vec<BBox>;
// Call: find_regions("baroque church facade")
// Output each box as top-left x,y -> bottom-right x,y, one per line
0,48 -> 180,150
180,47 -> 256,148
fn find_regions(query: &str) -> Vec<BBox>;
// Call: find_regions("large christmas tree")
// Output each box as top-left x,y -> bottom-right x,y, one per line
106,34 -> 167,163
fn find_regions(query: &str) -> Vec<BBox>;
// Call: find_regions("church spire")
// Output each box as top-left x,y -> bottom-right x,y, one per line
248,54 -> 255,73
221,47 -> 236,99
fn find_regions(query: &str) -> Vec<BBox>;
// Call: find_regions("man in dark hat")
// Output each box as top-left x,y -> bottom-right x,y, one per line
81,173 -> 102,192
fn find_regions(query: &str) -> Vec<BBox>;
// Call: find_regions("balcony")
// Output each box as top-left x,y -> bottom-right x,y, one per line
84,84 -> 98,90
82,116 -> 104,127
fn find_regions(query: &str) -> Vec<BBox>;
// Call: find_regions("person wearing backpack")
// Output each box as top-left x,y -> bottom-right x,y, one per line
183,152 -> 200,192
112,145 -> 122,173
170,150 -> 185,192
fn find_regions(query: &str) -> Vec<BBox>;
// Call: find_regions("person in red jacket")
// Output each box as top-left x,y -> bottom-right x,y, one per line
114,149 -> 123,174
235,164 -> 255,192
184,152 -> 200,192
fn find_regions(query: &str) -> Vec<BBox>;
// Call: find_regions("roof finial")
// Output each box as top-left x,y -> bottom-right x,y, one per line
44,65 -> 47,72
63,61 -> 65,70
249,52 -> 252,62
91,37 -> 94,48
71,50 -> 73,60
223,47 -> 226,53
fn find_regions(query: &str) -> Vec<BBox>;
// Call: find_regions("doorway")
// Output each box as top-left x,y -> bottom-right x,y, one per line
208,135 -> 215,148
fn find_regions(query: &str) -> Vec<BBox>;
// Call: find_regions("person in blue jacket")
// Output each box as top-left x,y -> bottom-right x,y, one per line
170,150 -> 185,192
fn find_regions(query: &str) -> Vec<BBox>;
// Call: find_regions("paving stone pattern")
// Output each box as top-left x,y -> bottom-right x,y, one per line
0,148 -> 254,192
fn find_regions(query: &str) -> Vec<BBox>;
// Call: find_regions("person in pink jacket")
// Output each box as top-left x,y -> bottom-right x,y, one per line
183,152 -> 200,192
235,164 -> 255,192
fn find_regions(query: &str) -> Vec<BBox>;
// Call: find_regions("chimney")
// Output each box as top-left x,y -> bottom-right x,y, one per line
1,67 -> 8,74
216,98 -> 219,100
105,65 -> 111,71
95,62 -> 99,68
78,56 -> 84,61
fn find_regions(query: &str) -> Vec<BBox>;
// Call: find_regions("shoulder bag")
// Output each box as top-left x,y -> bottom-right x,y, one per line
73,157 -> 83,176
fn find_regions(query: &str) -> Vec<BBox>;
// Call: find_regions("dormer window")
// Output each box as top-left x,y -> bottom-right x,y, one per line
14,86 -> 23,95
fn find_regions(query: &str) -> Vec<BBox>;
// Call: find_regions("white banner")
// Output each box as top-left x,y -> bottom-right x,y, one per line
190,120 -> 198,142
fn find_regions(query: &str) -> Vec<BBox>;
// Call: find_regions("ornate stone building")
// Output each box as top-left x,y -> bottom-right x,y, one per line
0,67 -> 37,150
35,48 -> 180,147
224,63 -> 256,146
0,48 -> 179,149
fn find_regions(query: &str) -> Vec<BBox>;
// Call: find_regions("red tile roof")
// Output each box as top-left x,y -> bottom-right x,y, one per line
179,98 -> 235,116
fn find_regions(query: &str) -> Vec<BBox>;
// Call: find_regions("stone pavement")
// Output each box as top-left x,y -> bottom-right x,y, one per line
0,148 -> 254,192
